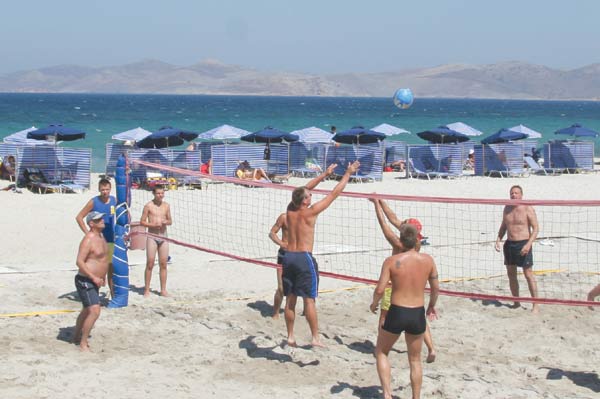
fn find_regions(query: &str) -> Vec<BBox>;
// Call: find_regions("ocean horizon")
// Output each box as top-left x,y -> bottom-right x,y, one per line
1,93 -> 599,172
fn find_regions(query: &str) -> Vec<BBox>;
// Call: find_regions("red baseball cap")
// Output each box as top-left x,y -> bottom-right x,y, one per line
403,218 -> 423,240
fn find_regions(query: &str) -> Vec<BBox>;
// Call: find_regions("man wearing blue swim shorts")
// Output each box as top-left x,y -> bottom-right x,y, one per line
370,224 -> 439,399
495,185 -> 540,312
283,160 -> 360,348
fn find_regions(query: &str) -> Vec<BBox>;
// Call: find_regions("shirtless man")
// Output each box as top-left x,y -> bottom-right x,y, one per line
76,178 -> 116,298
141,185 -> 172,297
73,211 -> 109,352
371,198 -> 436,363
284,160 -> 360,347
269,212 -> 288,319
370,224 -> 439,399
495,185 -> 540,312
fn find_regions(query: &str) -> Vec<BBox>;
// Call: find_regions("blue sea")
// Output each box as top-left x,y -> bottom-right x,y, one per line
0,93 -> 599,172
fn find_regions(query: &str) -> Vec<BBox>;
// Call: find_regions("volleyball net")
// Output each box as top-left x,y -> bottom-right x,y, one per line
128,160 -> 600,306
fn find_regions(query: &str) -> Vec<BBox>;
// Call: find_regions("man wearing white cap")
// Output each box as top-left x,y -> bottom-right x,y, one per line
73,211 -> 109,352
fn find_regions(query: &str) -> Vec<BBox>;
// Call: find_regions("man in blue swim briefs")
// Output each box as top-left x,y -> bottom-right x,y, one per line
370,224 -> 439,399
283,160 -> 360,348
76,178 -> 117,299
495,185 -> 540,312
73,211 -> 109,352
269,212 -> 288,319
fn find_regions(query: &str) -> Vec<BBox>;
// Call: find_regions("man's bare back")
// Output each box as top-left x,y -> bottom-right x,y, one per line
387,250 -> 435,308
286,205 -> 317,253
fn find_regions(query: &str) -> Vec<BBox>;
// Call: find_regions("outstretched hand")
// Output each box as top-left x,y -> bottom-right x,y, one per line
325,163 -> 337,176
347,160 -> 360,174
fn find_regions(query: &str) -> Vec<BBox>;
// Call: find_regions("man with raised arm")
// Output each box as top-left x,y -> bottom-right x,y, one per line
370,198 -> 436,363
73,211 -> 109,352
370,223 -> 439,399
141,185 -> 172,297
283,160 -> 360,348
268,212 -> 288,319
495,185 -> 540,313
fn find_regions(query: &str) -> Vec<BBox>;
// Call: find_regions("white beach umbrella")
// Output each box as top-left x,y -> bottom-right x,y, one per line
289,126 -> 333,143
111,127 -> 152,143
509,124 -> 542,139
198,124 -> 250,141
371,123 -> 411,136
444,122 -> 483,137
3,126 -> 54,145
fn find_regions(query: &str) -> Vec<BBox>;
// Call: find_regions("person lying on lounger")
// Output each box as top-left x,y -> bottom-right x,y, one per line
236,160 -> 271,182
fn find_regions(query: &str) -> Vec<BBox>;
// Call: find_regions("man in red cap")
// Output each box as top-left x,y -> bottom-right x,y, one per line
370,198 -> 436,363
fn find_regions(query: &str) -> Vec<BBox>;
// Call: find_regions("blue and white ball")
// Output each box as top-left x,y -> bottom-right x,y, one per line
393,88 -> 414,109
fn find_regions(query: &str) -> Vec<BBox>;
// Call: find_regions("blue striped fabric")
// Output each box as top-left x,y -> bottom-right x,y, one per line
475,143 -> 525,176
289,142 -> 328,172
544,141 -> 594,171
105,143 -> 130,176
210,143 -> 289,177
13,145 -> 91,188
384,141 -> 407,166
127,148 -> 201,183
408,145 -> 463,178
326,143 -> 384,181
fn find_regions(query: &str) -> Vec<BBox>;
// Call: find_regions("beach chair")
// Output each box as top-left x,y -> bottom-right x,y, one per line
408,158 -> 448,180
23,168 -> 63,194
524,156 -> 560,175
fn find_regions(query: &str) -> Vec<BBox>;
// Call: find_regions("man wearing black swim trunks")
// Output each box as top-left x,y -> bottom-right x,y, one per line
283,160 -> 360,348
269,212 -> 288,319
495,185 -> 540,312
370,224 -> 439,399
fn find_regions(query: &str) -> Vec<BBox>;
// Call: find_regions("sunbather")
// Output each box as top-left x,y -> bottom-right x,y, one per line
0,155 -> 16,181
236,160 -> 270,182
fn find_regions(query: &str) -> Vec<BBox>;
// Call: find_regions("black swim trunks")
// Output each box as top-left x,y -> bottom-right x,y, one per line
282,251 -> 319,298
382,305 -> 426,335
503,239 -> 533,268
277,248 -> 286,265
75,274 -> 100,308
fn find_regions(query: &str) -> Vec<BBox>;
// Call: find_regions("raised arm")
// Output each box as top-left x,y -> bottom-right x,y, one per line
426,258 -> 439,320
75,199 -> 94,234
268,213 -> 287,248
310,161 -> 360,215
379,199 -> 403,230
305,163 -> 337,190
370,257 -> 391,313
371,198 -> 402,252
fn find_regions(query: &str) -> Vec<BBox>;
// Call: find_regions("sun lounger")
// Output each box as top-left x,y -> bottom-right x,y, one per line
524,156 -> 561,175
23,168 -> 64,194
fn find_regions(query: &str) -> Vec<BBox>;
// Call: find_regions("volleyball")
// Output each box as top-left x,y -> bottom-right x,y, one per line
393,88 -> 414,109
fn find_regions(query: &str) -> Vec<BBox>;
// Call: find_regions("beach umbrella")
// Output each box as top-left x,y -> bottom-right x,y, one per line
333,126 -> 386,144
137,126 -> 199,149
289,126 -> 333,143
198,124 -> 250,141
555,123 -> 599,138
27,124 -> 86,142
371,123 -> 411,136
241,127 -> 299,143
3,126 -> 55,145
417,126 -> 470,144
509,124 -> 542,139
481,128 -> 528,144
444,122 -> 483,137
111,127 -> 152,143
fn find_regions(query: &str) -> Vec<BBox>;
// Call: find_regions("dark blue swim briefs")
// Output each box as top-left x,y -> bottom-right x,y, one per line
503,239 -> 533,268
282,251 -> 319,298
277,248 -> 286,265
75,274 -> 100,308
382,305 -> 426,335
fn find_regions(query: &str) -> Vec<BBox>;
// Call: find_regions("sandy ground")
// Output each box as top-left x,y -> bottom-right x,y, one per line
1,172 -> 600,399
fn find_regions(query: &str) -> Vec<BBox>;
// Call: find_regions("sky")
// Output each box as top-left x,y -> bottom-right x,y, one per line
2,0 -> 600,75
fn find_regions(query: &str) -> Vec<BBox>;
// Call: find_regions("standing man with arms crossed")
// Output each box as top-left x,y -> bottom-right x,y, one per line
370,198 -> 436,363
76,178 -> 117,299
495,185 -> 540,313
141,185 -> 172,297
73,211 -> 109,352
370,224 -> 439,399
284,160 -> 360,348
269,212 -> 288,319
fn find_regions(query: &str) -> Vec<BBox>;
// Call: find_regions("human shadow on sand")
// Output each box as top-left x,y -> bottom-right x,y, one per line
246,300 -> 274,318
129,283 -> 160,297
542,367 -> 600,393
470,298 -> 522,309
58,290 -> 109,305
239,336 -> 320,367
57,326 -> 76,343
334,336 -> 404,355
330,382 -> 396,398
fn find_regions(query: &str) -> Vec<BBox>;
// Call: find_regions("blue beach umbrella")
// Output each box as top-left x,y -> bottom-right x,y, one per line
555,123 -> 599,138
137,126 -> 199,148
481,128 -> 528,144
333,126 -> 386,144
3,126 -> 55,146
27,124 -> 86,142
241,127 -> 299,143
417,126 -> 470,144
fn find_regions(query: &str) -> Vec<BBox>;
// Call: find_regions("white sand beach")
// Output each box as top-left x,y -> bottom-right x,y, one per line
1,172 -> 600,399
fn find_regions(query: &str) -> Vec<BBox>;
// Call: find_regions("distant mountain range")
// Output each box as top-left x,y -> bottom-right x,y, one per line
1,59 -> 600,100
